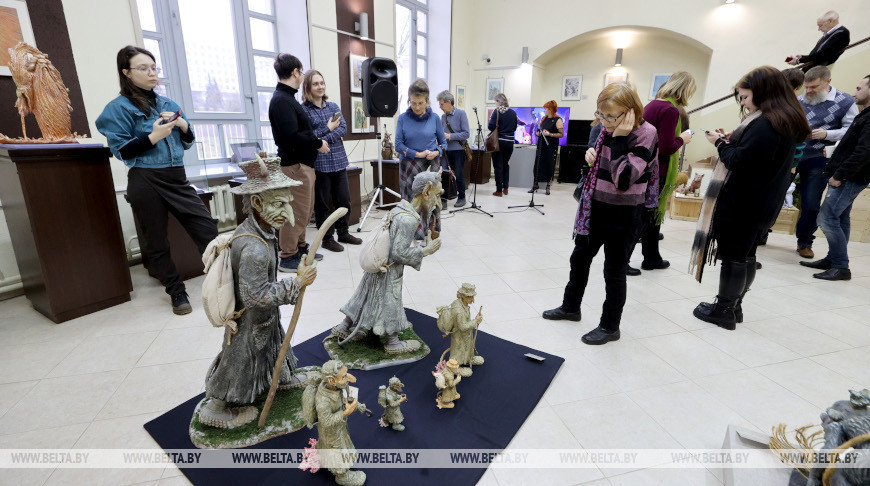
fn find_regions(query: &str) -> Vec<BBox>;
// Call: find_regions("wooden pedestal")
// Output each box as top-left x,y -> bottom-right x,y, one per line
670,194 -> 703,221
346,165 -> 362,225
370,160 -> 401,209
468,150 -> 492,184
0,143 -> 132,323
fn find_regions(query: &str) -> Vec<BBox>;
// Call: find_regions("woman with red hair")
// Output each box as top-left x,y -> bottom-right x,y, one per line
530,100 -> 564,194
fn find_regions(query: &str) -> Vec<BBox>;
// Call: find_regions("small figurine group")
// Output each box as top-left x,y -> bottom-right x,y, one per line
433,283 -> 485,409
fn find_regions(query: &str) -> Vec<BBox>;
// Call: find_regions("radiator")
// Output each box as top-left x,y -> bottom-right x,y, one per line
209,184 -> 237,231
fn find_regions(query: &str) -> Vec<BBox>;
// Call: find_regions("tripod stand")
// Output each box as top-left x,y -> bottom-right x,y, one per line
357,118 -> 401,231
508,118 -> 545,215
451,107 -> 493,217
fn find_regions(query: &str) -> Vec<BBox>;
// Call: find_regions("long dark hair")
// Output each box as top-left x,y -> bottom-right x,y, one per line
116,45 -> 157,114
734,66 -> 811,142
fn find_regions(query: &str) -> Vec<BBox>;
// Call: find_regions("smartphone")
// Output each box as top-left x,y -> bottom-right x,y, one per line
160,109 -> 182,125
330,112 -> 341,122
785,56 -> 794,63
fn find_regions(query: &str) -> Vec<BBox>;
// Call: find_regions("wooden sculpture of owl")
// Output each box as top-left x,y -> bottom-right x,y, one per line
0,42 -> 78,143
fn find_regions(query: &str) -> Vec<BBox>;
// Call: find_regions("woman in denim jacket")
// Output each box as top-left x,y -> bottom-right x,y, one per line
96,45 -> 217,316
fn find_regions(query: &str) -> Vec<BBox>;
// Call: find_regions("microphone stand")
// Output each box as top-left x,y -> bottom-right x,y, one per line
508,113 -> 545,215
451,107 -> 493,217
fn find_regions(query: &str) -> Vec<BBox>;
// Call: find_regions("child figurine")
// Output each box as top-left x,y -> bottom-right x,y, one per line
434,359 -> 462,409
377,376 -> 407,431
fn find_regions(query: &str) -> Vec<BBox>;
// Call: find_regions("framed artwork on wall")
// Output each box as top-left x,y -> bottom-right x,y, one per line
485,78 -> 503,104
456,85 -> 466,109
649,73 -> 672,100
0,0 -> 36,76
486,107 -> 495,123
349,53 -> 366,93
351,97 -> 370,133
561,75 -> 582,100
603,72 -> 628,88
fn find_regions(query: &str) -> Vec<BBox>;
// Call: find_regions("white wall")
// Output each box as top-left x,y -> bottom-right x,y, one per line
535,32 -> 711,122
460,0 -> 870,114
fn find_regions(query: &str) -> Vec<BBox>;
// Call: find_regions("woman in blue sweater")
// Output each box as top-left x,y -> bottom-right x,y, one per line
395,79 -> 446,236
488,93 -> 518,196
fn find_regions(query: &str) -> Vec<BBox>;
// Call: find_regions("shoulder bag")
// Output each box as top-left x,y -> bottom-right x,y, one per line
485,111 -> 500,153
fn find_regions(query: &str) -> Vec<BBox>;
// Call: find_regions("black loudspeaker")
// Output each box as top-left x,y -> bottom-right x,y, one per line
361,57 -> 398,117
557,145 -> 587,183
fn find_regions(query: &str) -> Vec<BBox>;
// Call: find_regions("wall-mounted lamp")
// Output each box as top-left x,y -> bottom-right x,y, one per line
355,12 -> 369,40
723,0 -> 735,3
521,46 -> 529,65
614,48 -> 623,67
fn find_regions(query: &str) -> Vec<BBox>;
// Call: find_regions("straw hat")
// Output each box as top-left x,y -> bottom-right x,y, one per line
230,156 -> 301,195
457,283 -> 477,297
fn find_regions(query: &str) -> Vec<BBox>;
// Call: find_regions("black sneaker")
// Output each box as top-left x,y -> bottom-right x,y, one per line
298,244 -> 323,262
279,253 -> 302,273
171,291 -> 192,315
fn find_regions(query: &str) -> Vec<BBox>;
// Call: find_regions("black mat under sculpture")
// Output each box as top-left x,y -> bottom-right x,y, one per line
144,308 -> 564,486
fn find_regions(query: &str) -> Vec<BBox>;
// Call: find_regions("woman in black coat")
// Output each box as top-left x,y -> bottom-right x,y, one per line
694,66 -> 811,330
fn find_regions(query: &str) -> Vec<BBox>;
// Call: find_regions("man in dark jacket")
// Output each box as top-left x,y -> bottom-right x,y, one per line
269,53 -> 328,272
801,75 -> 870,280
787,10 -> 850,72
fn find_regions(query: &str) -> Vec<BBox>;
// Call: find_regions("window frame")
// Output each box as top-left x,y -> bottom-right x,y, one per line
396,0 -> 428,104
137,0 -> 278,165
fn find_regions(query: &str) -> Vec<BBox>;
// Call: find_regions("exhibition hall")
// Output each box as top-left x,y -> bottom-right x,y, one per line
0,0 -> 869,485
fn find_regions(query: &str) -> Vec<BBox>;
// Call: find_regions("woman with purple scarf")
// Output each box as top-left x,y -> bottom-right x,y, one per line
395,78 -> 446,237
542,83 -> 658,345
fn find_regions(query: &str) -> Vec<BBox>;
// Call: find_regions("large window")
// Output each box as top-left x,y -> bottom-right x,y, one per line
136,0 -> 278,164
395,0 -> 428,108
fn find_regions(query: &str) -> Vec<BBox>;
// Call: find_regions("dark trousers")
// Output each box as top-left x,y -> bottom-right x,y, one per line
491,140 -> 514,191
561,224 -> 636,332
314,169 -> 351,240
796,156 -> 828,247
445,149 -> 466,198
127,167 -> 218,295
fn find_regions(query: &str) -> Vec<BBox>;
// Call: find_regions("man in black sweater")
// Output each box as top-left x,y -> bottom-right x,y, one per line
787,10 -> 850,72
801,75 -> 870,280
269,53 -> 329,272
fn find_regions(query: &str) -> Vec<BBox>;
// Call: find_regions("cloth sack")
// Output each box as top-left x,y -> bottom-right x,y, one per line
201,233 -> 268,341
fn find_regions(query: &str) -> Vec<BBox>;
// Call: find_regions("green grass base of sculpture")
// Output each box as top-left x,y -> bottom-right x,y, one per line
323,327 -> 430,370
189,365 -> 321,449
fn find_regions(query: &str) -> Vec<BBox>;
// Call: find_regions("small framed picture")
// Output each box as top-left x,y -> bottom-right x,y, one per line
351,97 -> 370,133
561,75 -> 582,101
603,72 -> 629,88
486,107 -> 495,122
485,78 -> 504,104
349,53 -> 366,93
456,85 -> 466,109
0,0 -> 37,76
650,73 -> 672,100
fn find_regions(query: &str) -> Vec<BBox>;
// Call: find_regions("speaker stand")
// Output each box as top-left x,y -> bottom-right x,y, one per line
357,120 -> 401,231
508,137 -> 545,215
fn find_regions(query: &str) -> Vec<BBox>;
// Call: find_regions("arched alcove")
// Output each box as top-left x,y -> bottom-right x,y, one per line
530,26 -> 713,121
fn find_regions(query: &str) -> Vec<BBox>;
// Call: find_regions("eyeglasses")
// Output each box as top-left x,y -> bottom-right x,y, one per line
131,65 -> 161,75
594,111 -> 625,123
410,100 -> 428,108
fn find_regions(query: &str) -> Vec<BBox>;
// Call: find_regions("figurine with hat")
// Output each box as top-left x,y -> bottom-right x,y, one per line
198,155 -> 320,430
435,282 -> 484,377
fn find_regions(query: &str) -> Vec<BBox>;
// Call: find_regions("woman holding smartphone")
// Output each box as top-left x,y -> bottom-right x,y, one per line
693,66 -> 810,329
301,69 -> 362,252
96,45 -> 218,316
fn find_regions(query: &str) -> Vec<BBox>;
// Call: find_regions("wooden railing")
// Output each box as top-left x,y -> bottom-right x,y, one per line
688,34 -> 870,115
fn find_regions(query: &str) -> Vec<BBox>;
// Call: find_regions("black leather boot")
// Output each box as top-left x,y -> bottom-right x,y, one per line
734,257 -> 757,323
693,260 -> 747,330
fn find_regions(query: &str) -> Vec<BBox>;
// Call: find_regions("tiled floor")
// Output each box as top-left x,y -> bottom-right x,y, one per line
1,180 -> 868,486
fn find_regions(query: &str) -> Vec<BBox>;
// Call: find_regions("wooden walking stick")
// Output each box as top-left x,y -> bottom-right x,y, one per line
258,207 -> 348,427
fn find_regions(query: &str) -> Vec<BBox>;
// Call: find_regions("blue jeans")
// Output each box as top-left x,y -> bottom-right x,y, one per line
818,181 -> 868,269
795,156 -> 828,247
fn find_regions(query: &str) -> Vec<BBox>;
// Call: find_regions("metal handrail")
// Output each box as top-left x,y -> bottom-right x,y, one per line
688,34 -> 870,115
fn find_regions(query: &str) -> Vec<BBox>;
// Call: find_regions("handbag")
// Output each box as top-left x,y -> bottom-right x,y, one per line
485,111 -> 500,152
445,118 -> 473,161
